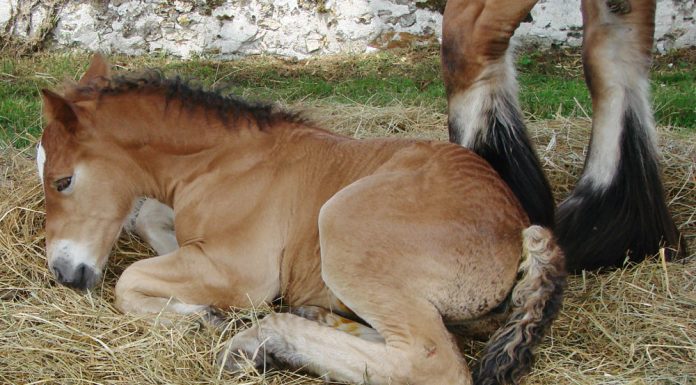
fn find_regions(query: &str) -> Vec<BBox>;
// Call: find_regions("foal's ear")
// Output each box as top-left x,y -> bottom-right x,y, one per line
78,53 -> 111,86
41,89 -> 78,132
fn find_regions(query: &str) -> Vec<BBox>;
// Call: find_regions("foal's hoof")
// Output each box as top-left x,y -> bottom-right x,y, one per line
217,325 -> 275,373
290,305 -> 327,321
199,307 -> 228,329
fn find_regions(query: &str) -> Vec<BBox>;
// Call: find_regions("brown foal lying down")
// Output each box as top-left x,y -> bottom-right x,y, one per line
37,55 -> 564,385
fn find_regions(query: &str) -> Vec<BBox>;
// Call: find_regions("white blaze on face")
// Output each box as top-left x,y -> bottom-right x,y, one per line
36,142 -> 46,185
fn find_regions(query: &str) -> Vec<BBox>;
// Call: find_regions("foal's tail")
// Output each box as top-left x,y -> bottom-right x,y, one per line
473,225 -> 566,385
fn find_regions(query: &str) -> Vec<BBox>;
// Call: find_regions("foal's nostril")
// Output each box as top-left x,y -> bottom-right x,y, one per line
52,264 -> 65,282
67,263 -> 95,290
76,264 -> 87,287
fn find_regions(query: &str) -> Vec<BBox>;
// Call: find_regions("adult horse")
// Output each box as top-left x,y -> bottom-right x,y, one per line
38,55 -> 564,385
441,0 -> 686,271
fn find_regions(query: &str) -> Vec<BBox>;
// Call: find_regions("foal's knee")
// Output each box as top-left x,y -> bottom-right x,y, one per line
113,263 -> 149,314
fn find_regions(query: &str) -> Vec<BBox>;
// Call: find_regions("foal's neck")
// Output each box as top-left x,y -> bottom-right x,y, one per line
97,93 -> 286,205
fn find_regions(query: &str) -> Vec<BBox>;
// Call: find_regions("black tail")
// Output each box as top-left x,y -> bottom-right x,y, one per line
556,106 -> 686,271
474,226 -> 566,385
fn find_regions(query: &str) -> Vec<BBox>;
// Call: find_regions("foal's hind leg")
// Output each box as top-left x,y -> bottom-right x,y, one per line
219,241 -> 470,382
292,305 -> 384,343
221,229 -> 468,383
441,0 -> 554,227
221,300 -> 468,384
556,0 -> 686,270
218,306 -> 385,373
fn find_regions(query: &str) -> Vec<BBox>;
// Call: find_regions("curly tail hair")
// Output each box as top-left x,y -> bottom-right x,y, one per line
474,225 -> 566,385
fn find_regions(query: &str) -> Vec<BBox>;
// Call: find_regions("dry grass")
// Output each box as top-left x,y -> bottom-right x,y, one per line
1,102 -> 694,384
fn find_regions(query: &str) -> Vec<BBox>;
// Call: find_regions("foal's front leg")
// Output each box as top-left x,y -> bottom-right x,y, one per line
123,198 -> 178,256
114,246 -> 225,323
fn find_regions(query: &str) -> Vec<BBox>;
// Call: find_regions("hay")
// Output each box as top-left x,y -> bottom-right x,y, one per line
1,103 -> 694,384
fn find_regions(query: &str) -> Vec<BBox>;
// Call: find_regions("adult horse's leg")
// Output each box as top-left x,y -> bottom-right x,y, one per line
441,0 -> 554,228
556,0 -> 686,270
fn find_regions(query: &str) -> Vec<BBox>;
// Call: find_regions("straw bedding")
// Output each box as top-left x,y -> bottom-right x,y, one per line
1,102 -> 694,384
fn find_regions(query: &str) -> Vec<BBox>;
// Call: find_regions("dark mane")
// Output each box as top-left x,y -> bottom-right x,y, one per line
73,70 -> 305,128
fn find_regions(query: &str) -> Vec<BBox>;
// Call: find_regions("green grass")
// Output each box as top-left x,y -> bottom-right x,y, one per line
0,54 -> 88,146
515,48 -> 696,127
1,46 -> 694,147
0,85 -> 41,147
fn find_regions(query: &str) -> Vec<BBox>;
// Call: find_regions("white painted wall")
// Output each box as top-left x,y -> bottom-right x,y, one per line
1,0 -> 693,58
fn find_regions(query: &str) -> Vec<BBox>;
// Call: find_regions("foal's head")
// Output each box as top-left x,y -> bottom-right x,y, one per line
38,55 -> 140,290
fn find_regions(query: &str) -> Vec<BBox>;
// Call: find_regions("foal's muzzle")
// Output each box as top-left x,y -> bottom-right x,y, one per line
51,259 -> 100,290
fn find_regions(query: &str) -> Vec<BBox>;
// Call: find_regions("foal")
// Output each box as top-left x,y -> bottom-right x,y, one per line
38,55 -> 564,385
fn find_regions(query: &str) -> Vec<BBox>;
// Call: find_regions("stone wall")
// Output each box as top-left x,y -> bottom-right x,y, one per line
1,0 -> 694,58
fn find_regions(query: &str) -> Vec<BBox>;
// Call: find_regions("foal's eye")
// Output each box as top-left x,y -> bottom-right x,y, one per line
53,176 -> 73,192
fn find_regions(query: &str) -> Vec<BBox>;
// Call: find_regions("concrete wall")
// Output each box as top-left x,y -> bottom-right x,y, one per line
1,0 -> 694,58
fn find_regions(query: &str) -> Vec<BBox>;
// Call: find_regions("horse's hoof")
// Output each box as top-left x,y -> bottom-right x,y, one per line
217,325 -> 275,373
290,305 -> 326,321
216,349 -> 259,373
200,307 -> 228,329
